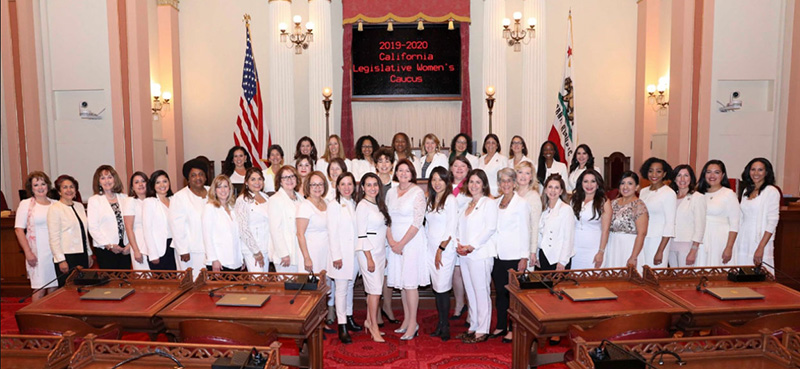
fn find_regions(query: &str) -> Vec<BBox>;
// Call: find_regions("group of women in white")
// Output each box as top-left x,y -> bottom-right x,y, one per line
15,130 -> 781,346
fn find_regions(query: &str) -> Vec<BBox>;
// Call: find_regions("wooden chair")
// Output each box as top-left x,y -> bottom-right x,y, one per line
712,311 -> 800,336
179,319 -> 277,346
565,312 -> 673,362
603,152 -> 630,191
16,313 -> 122,342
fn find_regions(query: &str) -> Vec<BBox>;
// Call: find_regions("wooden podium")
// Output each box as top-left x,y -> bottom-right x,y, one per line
0,332 -> 76,369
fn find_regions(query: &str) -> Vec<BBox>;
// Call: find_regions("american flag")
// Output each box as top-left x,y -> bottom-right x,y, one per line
234,22 -> 268,169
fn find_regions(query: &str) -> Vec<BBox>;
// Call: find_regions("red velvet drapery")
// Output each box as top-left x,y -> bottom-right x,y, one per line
341,25 -> 355,158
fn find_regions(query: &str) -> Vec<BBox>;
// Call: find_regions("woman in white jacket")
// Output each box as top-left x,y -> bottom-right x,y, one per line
48,175 -> 93,285
234,168 -> 270,273
477,134 -> 507,197
415,133 -> 449,180
123,172 -> 149,270
639,158 -> 677,267
142,170 -> 176,270
537,174 -> 575,271
327,172 -> 361,344
668,165 -> 706,267
170,159 -> 210,279
506,135 -> 534,169
697,160 -> 739,266
268,166 -> 304,273
87,165 -> 131,269
425,167 -> 458,341
317,134 -> 350,178
536,141 -> 569,190
456,169 -> 497,344
202,175 -> 243,272
736,158 -> 780,269
15,172 -> 57,300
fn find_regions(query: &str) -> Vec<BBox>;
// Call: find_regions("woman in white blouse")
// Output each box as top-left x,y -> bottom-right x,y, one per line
351,135 -> 378,181
48,175 -> 93,285
507,135 -> 533,169
571,169 -> 612,269
386,159 -> 429,340
234,168 -> 270,273
263,145 -> 284,194
170,159 -> 210,279
123,172 -> 149,270
356,173 -> 391,343
392,132 -> 416,162
15,172 -> 57,300
668,165 -> 706,267
515,161 -> 542,270
567,144 -> 601,193
492,168 -> 530,343
449,156 -> 472,320
294,136 -> 319,167
87,165 -> 131,269
268,165 -> 304,273
327,173 -> 361,344
221,146 -> 252,185
324,158 -> 347,203
202,175 -> 243,272
697,160 -> 739,266
449,133 -> 479,169
317,134 -> 350,177
639,157 -> 677,267
415,133 -> 449,180
455,169 -> 497,344
478,134 -> 508,197
736,158 -> 780,268
425,167 -> 458,341
536,141 -> 569,189
142,170 -> 176,271
295,155 -> 314,198
537,174 -> 575,270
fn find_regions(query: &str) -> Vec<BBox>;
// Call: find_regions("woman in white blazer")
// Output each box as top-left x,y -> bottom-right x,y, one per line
449,133 -> 480,169
263,145 -> 284,194
507,136 -> 534,169
324,158 -> 347,203
317,134 -> 351,179
123,172 -> 149,270
456,169 -> 497,344
415,133 -> 449,180
449,155 -> 473,320
492,168 -> 530,343
170,159 -> 210,279
327,173 -> 361,344
48,175 -> 93,286
639,158 -> 677,268
268,165 -> 304,273
567,144 -> 601,193
736,158 -> 780,269
142,170 -> 176,271
478,134 -> 508,197
351,135 -> 378,181
668,165 -> 706,267
697,160 -> 739,266
515,161 -> 542,271
15,172 -> 57,300
202,175 -> 243,271
87,165 -> 131,269
536,141 -> 569,189
537,174 -> 575,270
425,167 -> 458,341
234,168 -> 270,273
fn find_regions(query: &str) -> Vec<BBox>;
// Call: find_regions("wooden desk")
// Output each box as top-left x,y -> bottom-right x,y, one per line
507,267 -> 686,369
567,331 -> 795,368
0,333 -> 75,369
68,333 -> 285,368
15,269 -> 194,334
784,329 -> 800,365
643,266 -> 800,330
157,270 -> 329,369
1,215 -> 28,293
775,207 -> 800,290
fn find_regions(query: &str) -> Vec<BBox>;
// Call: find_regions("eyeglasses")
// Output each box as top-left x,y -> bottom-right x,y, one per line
281,176 -> 296,180
309,183 -> 325,188
511,141 -> 523,145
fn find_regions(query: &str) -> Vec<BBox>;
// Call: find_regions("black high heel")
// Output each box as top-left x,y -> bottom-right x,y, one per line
381,309 -> 400,324
450,305 -> 468,320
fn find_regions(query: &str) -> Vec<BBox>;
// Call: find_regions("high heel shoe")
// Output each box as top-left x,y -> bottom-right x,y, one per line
393,327 -> 407,334
450,305 -> 468,320
400,326 -> 419,341
489,329 -> 508,339
381,309 -> 400,324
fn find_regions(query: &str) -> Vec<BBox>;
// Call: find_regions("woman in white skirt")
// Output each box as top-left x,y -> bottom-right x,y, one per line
15,172 -> 57,301
386,159 -> 429,340
668,165 -> 706,267
696,160 -> 739,266
477,134 -> 507,197
605,171 -> 649,271
567,144 -> 601,193
202,175 -> 243,272
327,173 -> 361,344
123,172 -> 149,270
515,161 -> 542,271
736,158 -> 780,268
571,169 -> 611,269
639,158 -> 677,267
356,173 -> 392,343
425,167 -> 458,341
234,168 -> 270,273
269,166 -> 304,272
142,170 -> 176,271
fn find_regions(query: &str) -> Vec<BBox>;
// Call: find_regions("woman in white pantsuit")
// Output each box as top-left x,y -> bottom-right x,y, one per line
327,173 -> 361,344
697,160 -> 739,266
123,172 -> 150,270
668,165 -> 706,267
425,167 -> 458,341
736,158 -> 780,269
571,169 -> 611,270
537,174 -> 575,271
449,156 -> 473,320
234,168 -> 270,273
639,158 -> 677,267
142,170 -> 176,271
456,169 -> 497,344
268,166 -> 304,273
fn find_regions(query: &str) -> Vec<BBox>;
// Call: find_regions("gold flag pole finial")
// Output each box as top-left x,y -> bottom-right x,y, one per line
243,14 -> 251,25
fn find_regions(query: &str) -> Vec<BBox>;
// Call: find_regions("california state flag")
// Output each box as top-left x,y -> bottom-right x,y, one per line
548,11 -> 576,164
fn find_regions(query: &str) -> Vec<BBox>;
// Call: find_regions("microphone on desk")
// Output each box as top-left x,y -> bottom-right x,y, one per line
695,276 -> 709,292
534,274 -> 563,300
290,272 -> 316,305
555,277 -> 580,287
18,266 -> 80,303
590,339 -> 660,369
759,262 -> 800,286
76,278 -> 131,293
110,348 -> 184,369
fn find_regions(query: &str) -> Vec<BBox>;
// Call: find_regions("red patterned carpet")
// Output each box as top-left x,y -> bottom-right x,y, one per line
1,297 -> 568,368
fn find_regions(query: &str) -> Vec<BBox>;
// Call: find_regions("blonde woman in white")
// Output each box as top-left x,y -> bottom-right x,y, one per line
317,134 -> 350,178
477,134 -> 507,197
268,165 -> 303,273
327,173 -> 361,344
234,168 -> 270,273
202,175 -> 243,272
123,172 -> 149,270
639,158 -> 677,268
696,160 -> 739,266
15,172 -> 56,300
736,158 -> 780,269
415,133 -> 449,180
668,165 -> 706,267
515,161 -> 542,270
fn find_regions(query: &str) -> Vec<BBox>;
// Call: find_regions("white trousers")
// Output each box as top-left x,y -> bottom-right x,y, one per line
334,277 -> 358,323
131,252 -> 150,271
461,257 -> 494,334
177,251 -> 206,280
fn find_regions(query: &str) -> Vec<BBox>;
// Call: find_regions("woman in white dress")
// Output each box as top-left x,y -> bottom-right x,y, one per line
356,173 -> 391,343
264,145 -> 284,194
324,158 -> 347,203
567,144 -> 601,193
449,133 -> 479,169
605,172 -> 649,271
515,161 -> 543,271
415,133 -> 449,179
142,170 -> 176,271
736,158 -> 780,268
639,157 -> 677,268
202,175 -> 243,272
373,148 -> 400,325
351,135 -> 378,181
317,134 -> 350,177
48,175 -> 93,285
268,166 -> 304,273
668,165 -> 706,267
123,172 -> 149,270
455,169 -> 497,344
492,168 -> 530,343
536,141 -> 569,189
221,146 -> 252,186
507,135 -> 534,169
15,172 -> 57,301
386,159 -> 429,340
537,174 -> 575,271
295,155 -> 314,198
87,165 -> 131,269
696,160 -> 739,266
425,167 -> 458,341
327,173 -> 361,344
478,134 -> 508,197
571,169 -> 612,269
449,156 -> 472,320
234,168 -> 270,273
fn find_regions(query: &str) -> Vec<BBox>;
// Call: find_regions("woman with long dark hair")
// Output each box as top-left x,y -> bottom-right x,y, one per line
221,146 -> 253,185
605,172 -> 649,271
537,174 -> 575,271
477,134 -> 507,197
264,145 -> 284,193
425,167 -> 458,341
392,132 -> 415,162
736,158 -> 780,268
234,167 -> 270,273
696,160 -> 739,266
567,144 -> 599,193
507,135 -> 533,169
324,158 -> 347,203
123,172 -> 149,270
639,157 -> 676,268
295,155 -> 314,198
536,141 -> 569,188
142,170 -> 176,270
294,136 -> 319,164
668,165 -> 706,267
352,135 -> 379,181
449,133 -> 479,168
327,172 -> 361,343
571,169 -> 611,269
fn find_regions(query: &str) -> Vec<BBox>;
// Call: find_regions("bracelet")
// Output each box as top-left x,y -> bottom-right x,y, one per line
438,245 -> 446,251
690,245 -> 699,250
598,249 -> 606,253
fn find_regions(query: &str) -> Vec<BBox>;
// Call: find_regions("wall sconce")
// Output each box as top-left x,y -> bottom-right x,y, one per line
485,86 -> 496,134
151,83 -> 171,120
279,15 -> 313,54
647,77 -> 669,114
503,12 -> 536,52
322,87 -> 332,138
